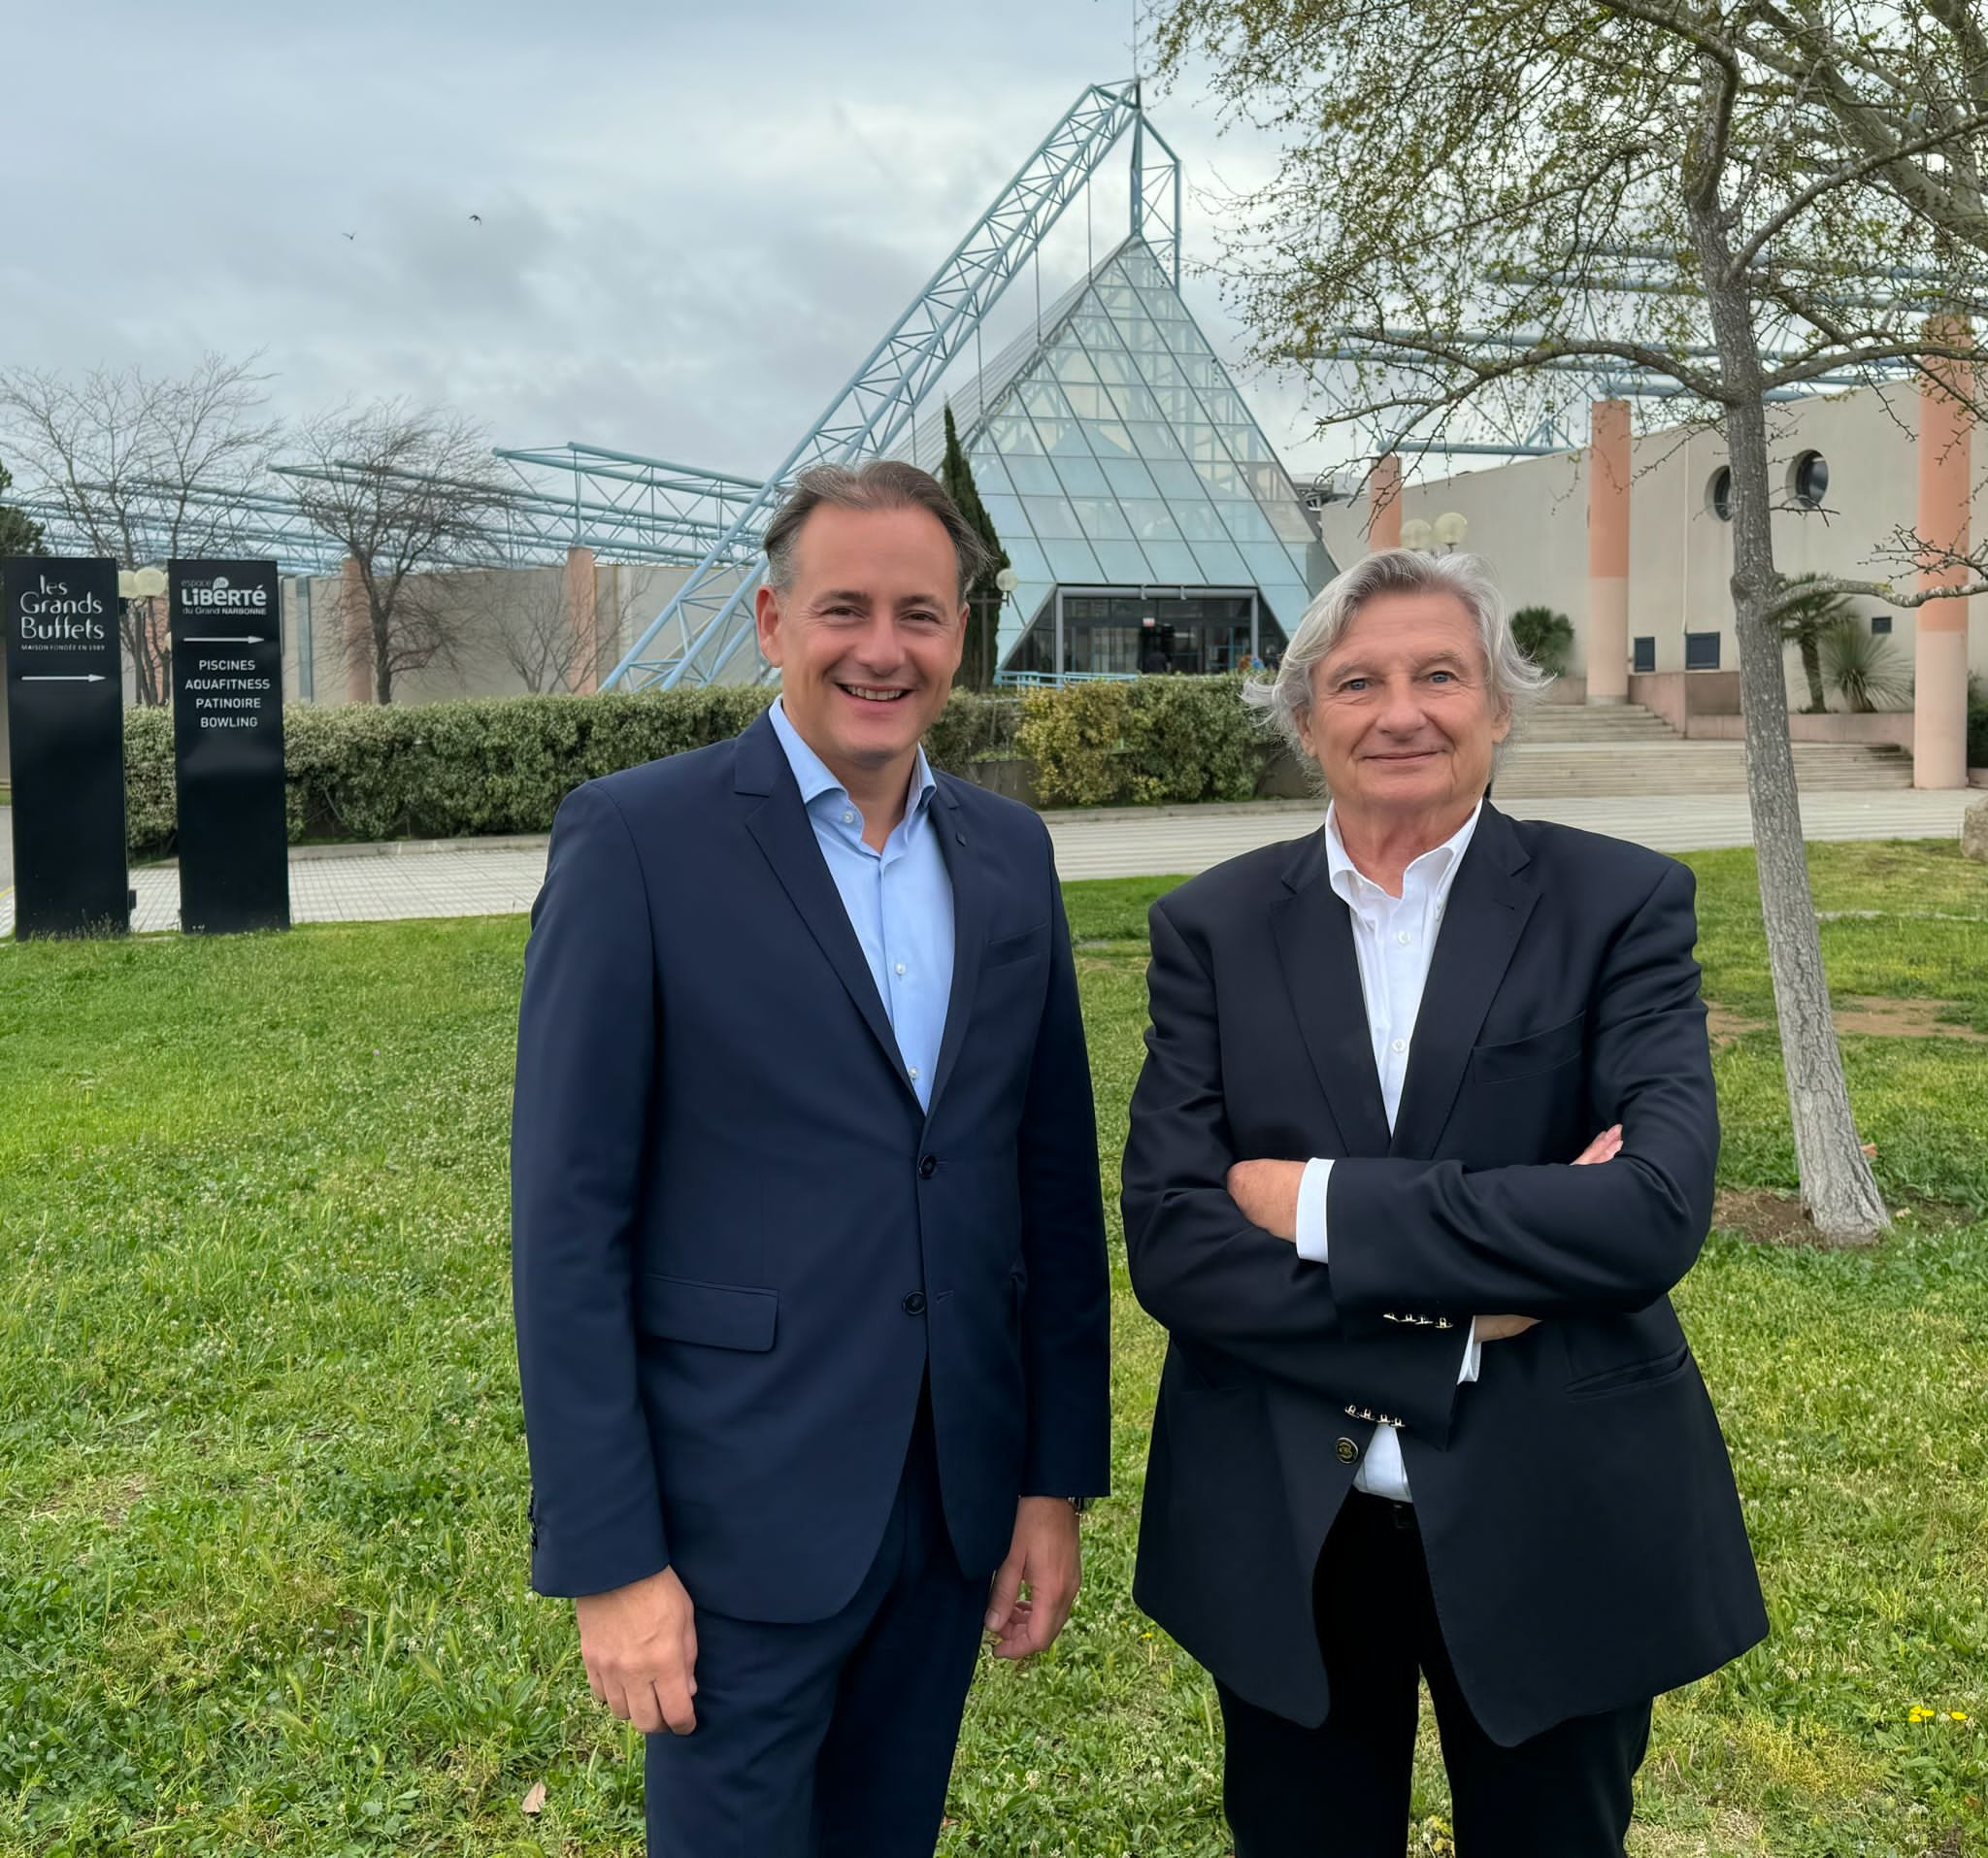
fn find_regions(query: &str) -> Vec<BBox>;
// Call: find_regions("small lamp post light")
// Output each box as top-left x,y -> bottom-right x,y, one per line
1399,516 -> 1434,552
988,567 -> 1018,688
1433,511 -> 1470,551
118,565 -> 168,600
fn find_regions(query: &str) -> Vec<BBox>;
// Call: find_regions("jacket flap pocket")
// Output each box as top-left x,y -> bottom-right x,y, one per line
1469,1011 -> 1587,1083
985,922 -> 1048,969
637,1275 -> 778,1351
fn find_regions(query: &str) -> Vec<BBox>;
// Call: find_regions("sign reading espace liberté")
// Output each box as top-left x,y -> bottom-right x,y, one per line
169,560 -> 289,934
2,556 -> 130,938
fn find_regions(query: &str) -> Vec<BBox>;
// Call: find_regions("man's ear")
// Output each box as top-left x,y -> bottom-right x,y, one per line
754,582 -> 785,668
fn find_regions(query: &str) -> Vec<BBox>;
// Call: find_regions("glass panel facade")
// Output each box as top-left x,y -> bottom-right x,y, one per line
938,237 -> 1332,670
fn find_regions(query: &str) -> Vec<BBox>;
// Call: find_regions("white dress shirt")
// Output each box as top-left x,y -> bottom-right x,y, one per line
1294,802 -> 1484,1502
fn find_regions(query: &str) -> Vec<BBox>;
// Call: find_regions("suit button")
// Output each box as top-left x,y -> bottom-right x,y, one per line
902,1291 -> 928,1315
1335,1437 -> 1361,1465
918,1154 -> 938,1179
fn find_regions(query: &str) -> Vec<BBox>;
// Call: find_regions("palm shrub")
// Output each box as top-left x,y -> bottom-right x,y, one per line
1819,616 -> 1912,713
1774,576 -> 1861,713
1509,607 -> 1574,678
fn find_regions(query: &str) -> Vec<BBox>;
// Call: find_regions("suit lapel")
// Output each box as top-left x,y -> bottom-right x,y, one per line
1272,829 -> 1393,1157
925,779 -> 984,1121
735,714 -> 917,1104
1387,804 -> 1540,1159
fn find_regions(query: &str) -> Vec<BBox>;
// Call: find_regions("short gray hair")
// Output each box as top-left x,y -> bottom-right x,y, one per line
1245,548 -> 1550,772
763,460 -> 994,605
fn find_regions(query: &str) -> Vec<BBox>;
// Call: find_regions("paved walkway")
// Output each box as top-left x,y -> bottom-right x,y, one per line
0,788 -> 1978,938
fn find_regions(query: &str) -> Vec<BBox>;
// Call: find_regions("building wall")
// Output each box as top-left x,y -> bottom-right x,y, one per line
278,558 -> 734,706
1316,382 -> 1983,704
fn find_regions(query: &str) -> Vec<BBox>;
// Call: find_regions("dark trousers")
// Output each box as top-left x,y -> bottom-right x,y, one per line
1218,1492 -> 1651,1858
644,1393 -> 987,1858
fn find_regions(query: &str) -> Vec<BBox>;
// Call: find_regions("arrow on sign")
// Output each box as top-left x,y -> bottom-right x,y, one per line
22,673 -> 107,682
183,635 -> 266,644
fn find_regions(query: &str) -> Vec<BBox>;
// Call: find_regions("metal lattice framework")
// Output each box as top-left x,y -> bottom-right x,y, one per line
496,444 -> 765,563
15,482 -> 354,574
604,79 -> 1183,690
17,454 -> 747,576
273,459 -> 725,566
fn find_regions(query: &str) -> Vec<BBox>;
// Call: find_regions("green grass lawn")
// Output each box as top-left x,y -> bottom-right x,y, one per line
3,840 -> 1986,1856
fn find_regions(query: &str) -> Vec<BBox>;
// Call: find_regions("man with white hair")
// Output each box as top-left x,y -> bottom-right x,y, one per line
1122,549 -> 1765,1856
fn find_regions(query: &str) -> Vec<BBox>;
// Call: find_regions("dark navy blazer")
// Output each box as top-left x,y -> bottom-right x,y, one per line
512,711 -> 1110,1622
1123,805 -> 1767,1745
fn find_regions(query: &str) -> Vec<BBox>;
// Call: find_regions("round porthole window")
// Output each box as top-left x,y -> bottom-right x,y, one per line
1790,450 -> 1830,509
1706,466 -> 1734,522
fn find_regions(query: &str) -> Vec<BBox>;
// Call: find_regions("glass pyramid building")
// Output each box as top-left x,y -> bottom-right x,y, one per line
907,236 -> 1333,678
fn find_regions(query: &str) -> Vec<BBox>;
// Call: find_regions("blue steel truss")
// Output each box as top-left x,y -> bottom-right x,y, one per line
604,79 -> 1183,690
273,460 -> 720,564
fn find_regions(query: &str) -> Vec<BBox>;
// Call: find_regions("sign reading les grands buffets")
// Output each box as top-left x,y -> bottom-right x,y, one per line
2,556 -> 130,938
169,560 -> 289,934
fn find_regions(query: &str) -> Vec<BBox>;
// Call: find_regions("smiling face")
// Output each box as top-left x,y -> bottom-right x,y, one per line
753,502 -> 967,784
1296,588 -> 1508,833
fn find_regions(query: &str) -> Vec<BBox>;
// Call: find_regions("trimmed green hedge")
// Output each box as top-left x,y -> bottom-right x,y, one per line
121,686 -> 1033,861
1017,674 -> 1271,809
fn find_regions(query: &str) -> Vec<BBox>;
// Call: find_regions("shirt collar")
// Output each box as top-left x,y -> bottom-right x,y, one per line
1324,800 -> 1483,909
769,696 -> 937,819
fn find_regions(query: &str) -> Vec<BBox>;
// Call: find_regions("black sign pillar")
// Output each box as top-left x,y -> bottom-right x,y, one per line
3,556 -> 129,938
169,560 -> 289,933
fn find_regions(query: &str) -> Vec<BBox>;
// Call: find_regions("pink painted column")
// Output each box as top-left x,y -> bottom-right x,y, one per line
341,555 -> 373,704
563,546 -> 600,694
1914,325 -> 1971,789
1367,452 -> 1403,550
1586,399 -> 1631,704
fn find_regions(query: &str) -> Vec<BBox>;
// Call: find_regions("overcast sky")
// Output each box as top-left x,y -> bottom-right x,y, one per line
7,1 -> 1357,486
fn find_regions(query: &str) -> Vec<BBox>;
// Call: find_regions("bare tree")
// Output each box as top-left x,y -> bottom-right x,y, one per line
284,401 -> 509,704
483,559 -> 661,694
1156,0 -> 1988,1240
0,354 -> 281,704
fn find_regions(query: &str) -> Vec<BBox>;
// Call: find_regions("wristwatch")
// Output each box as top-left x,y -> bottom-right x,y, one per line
1065,1496 -> 1094,1515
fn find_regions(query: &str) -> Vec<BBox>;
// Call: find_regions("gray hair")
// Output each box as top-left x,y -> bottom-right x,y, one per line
1245,548 -> 1550,773
763,459 -> 994,605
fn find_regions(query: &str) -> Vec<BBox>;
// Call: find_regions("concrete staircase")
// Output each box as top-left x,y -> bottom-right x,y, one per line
1498,704 -> 1913,798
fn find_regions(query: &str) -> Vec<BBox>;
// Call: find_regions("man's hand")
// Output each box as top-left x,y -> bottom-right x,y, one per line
573,1565 -> 699,1736
1226,1158 -> 1306,1242
1478,1124 -> 1625,1343
984,1497 -> 1081,1661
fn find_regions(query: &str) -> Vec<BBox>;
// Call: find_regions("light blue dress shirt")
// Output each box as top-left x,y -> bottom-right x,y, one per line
768,699 -> 954,1111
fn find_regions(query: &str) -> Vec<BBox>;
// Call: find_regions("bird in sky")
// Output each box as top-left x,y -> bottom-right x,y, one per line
341,231 -> 355,241
469,213 -> 482,224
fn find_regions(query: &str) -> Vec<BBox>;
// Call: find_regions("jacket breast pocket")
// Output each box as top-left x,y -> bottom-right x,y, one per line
984,922 -> 1048,970
637,1274 -> 778,1351
1468,1011 -> 1587,1084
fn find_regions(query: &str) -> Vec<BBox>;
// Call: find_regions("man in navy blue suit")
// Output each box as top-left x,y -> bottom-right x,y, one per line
512,461 -> 1110,1857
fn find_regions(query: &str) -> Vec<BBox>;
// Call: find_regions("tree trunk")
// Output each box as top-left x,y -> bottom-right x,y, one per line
373,608 -> 394,705
1797,630 -> 1826,713
1698,249 -> 1889,1241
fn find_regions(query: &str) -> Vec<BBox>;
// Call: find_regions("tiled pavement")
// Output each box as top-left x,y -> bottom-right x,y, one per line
0,789 -> 1979,938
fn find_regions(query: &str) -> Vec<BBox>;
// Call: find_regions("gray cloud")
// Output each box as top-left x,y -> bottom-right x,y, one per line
6,3 -> 1357,484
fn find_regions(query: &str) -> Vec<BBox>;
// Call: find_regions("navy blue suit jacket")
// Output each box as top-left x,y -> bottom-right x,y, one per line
1122,806 -> 1767,1744
512,711 -> 1110,1622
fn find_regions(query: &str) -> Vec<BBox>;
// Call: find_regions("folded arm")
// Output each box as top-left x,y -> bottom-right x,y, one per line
1326,861 -> 1718,1321
1121,896 -> 1470,1438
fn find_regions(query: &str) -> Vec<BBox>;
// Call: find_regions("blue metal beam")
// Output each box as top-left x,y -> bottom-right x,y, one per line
604,79 -> 1188,690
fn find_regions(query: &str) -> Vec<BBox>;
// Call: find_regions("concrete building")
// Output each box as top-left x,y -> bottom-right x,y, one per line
1316,380 -> 1983,785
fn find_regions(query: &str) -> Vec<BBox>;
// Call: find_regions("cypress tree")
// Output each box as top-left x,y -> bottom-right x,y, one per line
940,405 -> 1009,690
